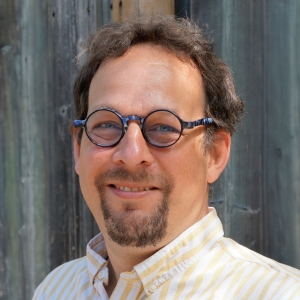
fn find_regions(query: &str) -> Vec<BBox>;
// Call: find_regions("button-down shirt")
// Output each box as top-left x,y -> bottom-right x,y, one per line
33,208 -> 300,299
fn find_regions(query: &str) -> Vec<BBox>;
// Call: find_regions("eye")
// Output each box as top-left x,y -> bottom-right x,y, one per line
100,122 -> 116,128
93,122 -> 121,130
149,124 -> 180,133
158,125 -> 175,132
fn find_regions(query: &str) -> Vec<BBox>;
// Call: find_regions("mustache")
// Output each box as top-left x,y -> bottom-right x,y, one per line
94,168 -> 155,188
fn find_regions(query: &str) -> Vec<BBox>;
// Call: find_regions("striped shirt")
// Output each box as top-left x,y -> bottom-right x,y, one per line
33,208 -> 300,299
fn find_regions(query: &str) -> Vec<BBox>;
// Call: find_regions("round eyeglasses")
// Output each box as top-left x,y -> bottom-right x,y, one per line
74,108 -> 214,148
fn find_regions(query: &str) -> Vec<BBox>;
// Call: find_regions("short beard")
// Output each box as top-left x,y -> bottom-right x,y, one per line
95,168 -> 172,248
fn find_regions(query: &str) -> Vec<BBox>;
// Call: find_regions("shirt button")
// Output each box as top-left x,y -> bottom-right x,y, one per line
149,284 -> 157,293
98,270 -> 105,279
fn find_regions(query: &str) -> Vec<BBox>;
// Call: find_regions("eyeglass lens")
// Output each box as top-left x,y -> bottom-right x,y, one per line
85,110 -> 182,147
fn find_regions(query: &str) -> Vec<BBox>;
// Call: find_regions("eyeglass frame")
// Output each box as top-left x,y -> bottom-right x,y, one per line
74,108 -> 214,148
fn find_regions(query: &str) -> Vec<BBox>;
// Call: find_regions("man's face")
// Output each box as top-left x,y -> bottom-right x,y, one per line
74,44 -> 219,248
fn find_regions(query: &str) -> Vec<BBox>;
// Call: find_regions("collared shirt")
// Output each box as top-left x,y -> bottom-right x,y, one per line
33,208 -> 300,299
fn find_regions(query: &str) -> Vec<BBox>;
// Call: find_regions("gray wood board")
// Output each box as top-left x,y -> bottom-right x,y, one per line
186,0 -> 300,268
1,0 -> 300,299
0,1 -> 110,299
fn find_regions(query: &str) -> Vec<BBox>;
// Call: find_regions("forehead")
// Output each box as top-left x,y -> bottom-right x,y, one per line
88,44 -> 205,119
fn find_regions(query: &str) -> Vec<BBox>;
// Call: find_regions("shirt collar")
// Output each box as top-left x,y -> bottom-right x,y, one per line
133,207 -> 224,294
86,207 -> 224,295
86,233 -> 109,286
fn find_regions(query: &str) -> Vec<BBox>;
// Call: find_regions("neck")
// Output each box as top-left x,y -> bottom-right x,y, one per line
108,241 -> 161,275
104,241 -> 161,296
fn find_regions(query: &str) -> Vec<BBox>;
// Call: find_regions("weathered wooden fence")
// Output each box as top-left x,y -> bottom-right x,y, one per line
1,0 -> 299,299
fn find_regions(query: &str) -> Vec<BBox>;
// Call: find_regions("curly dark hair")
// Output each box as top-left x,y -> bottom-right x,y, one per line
73,14 -> 243,146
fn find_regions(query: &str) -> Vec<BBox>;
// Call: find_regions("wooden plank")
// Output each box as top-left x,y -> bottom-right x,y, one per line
263,1 -> 300,267
190,0 -> 300,268
1,1 -> 299,299
0,3 -> 20,299
112,0 -> 174,22
0,1 -> 111,299
175,0 -> 191,17
45,0 -> 99,271
1,1 -> 48,299
191,0 -> 265,255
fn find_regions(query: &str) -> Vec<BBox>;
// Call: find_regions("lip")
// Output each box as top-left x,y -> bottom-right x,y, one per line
107,183 -> 159,199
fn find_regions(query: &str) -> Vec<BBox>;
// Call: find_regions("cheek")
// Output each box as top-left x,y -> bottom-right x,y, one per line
180,156 -> 207,191
77,152 -> 107,223
78,139 -> 110,174
77,144 -> 111,202
162,143 -> 208,195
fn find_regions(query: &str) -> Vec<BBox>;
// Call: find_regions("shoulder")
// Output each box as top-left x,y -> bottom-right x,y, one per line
217,237 -> 300,278
32,256 -> 88,299
210,237 -> 300,297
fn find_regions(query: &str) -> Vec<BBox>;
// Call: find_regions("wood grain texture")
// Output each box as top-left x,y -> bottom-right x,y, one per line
189,0 -> 265,255
0,1 -> 109,299
1,0 -> 299,299
263,1 -> 300,267
186,0 -> 300,268
112,0 -> 174,21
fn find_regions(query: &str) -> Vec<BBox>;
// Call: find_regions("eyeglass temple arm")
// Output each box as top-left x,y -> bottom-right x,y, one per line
74,120 -> 86,128
183,118 -> 214,129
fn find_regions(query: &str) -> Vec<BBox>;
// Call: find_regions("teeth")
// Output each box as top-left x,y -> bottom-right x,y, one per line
115,186 -> 152,192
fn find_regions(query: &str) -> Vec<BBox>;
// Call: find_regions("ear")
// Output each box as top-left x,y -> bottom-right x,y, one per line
207,130 -> 231,183
73,128 -> 81,175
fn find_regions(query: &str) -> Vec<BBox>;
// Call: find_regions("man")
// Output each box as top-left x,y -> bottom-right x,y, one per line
33,15 -> 300,299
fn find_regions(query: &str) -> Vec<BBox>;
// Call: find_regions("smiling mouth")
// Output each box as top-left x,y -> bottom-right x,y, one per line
110,184 -> 156,192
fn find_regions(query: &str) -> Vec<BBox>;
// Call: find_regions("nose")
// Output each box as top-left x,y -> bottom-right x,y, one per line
112,122 -> 154,168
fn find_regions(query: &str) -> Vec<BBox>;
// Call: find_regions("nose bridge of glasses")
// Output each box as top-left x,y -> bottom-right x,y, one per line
122,115 -> 144,130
